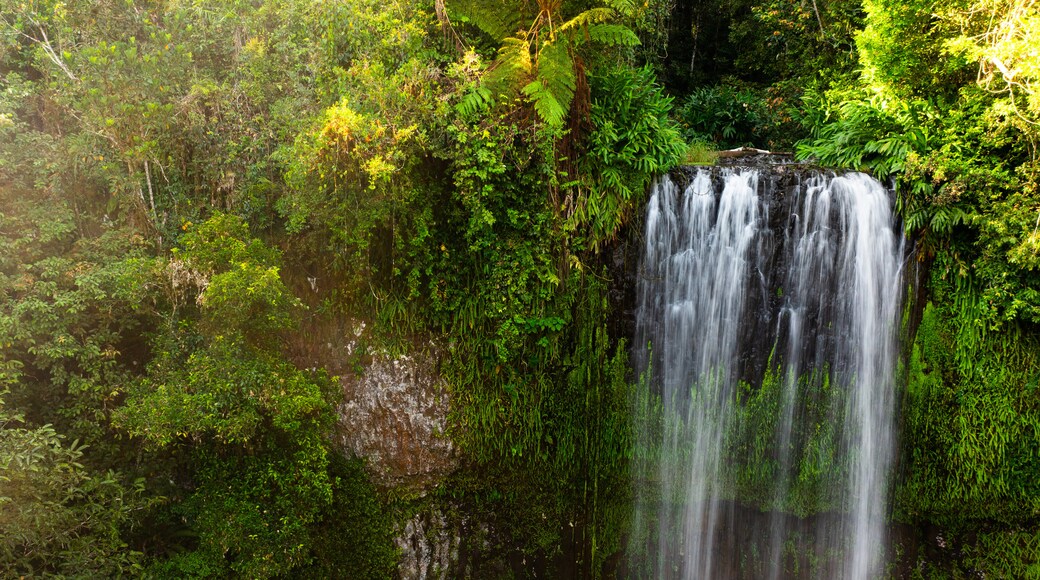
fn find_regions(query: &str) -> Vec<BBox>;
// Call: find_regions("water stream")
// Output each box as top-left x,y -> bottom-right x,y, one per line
632,167 -> 903,579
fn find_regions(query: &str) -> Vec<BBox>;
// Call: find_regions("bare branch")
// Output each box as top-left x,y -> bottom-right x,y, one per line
34,23 -> 78,81
4,14 -> 80,81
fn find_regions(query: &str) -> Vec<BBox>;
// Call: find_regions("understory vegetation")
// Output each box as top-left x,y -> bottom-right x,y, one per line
0,0 -> 1037,577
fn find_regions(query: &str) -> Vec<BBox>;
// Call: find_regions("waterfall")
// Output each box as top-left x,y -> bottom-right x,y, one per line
631,167 -> 902,579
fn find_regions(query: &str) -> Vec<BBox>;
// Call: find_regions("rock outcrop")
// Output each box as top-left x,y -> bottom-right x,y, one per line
334,343 -> 457,492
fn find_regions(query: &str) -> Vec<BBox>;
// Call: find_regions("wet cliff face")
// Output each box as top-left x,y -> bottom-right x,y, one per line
604,157 -> 820,366
288,316 -> 457,493
286,316 -> 471,576
334,343 -> 457,493
394,509 -> 460,580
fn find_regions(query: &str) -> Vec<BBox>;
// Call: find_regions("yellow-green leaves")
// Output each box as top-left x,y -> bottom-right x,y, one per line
449,1 -> 640,129
174,213 -> 298,339
940,0 -> 1040,125
314,100 -> 418,189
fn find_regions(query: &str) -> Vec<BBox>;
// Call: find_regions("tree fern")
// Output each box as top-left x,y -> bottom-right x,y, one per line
604,0 -> 638,15
533,41 -> 576,126
584,24 -> 640,46
449,0 -> 524,41
448,1 -> 640,128
484,36 -> 532,95
497,36 -> 533,75
558,8 -> 614,32
523,80 -> 567,127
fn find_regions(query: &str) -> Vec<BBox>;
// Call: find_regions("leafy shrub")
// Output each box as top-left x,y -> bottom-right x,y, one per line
0,395 -> 147,576
675,85 -> 779,149
579,66 -> 686,249
299,456 -> 398,579
796,88 -> 934,178
118,215 -> 337,578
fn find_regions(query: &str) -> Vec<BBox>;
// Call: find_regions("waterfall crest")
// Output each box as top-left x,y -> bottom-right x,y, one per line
632,168 -> 903,579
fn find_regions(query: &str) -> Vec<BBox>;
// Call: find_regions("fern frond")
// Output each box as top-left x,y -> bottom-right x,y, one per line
604,0 -> 637,16
584,24 -> 640,46
535,41 -> 576,120
558,8 -> 614,33
523,80 -> 567,127
457,86 -> 494,117
497,37 -> 533,75
449,0 -> 524,41
484,36 -> 532,99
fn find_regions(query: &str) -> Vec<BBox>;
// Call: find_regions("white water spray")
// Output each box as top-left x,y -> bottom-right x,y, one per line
633,168 -> 902,579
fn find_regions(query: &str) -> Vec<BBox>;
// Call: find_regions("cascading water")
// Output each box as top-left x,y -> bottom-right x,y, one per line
631,166 -> 903,579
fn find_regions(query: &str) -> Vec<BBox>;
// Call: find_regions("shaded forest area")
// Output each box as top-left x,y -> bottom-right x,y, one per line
1,0 -> 1038,577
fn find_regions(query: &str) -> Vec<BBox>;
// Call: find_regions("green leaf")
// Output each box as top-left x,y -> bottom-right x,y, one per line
532,41 -> 575,125
448,0 -> 524,41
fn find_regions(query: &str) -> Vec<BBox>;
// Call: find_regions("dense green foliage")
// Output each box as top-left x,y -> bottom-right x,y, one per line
676,85 -> 786,149
1,0 -> 1038,574
1,394 -> 147,576
0,0 -> 683,576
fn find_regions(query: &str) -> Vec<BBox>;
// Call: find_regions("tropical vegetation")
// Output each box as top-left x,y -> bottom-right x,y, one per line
0,0 -> 1037,576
